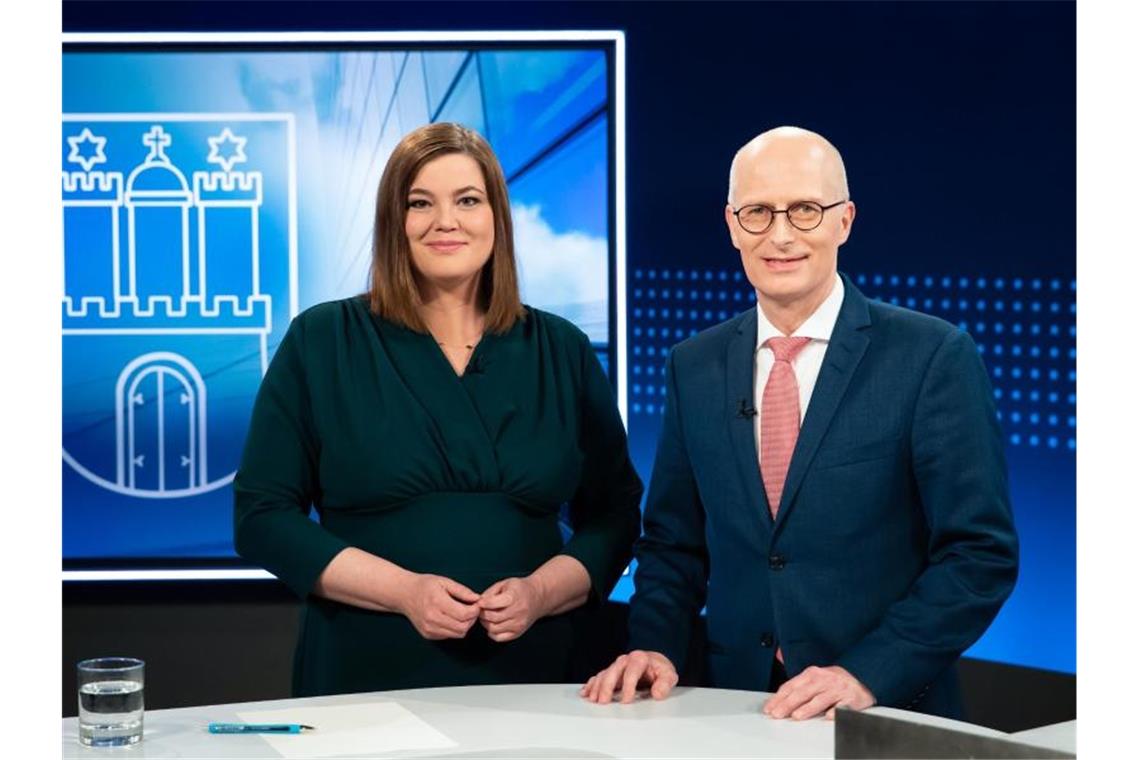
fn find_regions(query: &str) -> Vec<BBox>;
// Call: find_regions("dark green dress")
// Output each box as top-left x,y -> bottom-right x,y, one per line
233,297 -> 643,696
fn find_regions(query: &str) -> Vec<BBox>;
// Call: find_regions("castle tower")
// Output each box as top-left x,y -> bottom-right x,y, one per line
124,125 -> 192,312
193,127 -> 263,311
62,127 -> 123,316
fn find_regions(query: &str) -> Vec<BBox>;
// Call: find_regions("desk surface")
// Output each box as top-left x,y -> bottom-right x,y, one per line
1012,719 -> 1078,756
60,684 -> 1043,759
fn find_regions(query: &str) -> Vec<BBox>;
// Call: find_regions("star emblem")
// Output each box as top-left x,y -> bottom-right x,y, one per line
66,128 -> 108,172
206,127 -> 248,173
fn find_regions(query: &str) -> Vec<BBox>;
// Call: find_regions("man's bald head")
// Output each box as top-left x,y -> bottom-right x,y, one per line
727,126 -> 849,206
723,125 -> 856,330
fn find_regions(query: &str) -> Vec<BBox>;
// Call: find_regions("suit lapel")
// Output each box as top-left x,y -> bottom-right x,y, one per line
773,275 -> 872,534
725,308 -> 773,541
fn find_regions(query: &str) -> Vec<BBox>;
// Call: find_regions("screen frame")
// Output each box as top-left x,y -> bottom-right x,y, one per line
62,29 -> 627,582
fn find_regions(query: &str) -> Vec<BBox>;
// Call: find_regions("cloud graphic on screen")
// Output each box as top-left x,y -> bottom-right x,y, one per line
512,203 -> 607,342
237,57 -> 326,111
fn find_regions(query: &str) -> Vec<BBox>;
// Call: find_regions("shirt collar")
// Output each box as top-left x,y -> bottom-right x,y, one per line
755,273 -> 845,351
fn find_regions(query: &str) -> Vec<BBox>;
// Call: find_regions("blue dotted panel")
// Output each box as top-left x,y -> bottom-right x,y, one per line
629,270 -> 1076,450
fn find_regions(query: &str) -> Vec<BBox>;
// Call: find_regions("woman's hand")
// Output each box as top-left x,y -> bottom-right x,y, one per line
477,576 -> 547,642
396,573 -> 481,640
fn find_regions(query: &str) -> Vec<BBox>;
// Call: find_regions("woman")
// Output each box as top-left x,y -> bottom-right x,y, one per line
233,122 -> 643,696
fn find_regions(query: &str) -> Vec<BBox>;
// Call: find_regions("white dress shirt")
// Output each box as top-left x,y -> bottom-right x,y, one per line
753,274 -> 845,465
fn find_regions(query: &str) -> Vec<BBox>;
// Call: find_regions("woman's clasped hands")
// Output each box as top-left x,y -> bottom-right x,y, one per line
397,573 -> 546,642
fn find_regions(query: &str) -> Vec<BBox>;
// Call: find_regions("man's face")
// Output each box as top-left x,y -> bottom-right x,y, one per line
724,140 -> 854,312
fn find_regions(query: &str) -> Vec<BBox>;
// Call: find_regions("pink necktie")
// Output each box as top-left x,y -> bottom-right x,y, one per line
760,336 -> 811,519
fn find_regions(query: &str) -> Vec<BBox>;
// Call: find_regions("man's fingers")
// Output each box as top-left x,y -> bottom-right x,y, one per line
790,691 -> 837,721
591,667 -> 615,702
765,675 -> 816,719
761,665 -> 825,715
648,664 -> 677,700
768,689 -> 813,719
596,658 -> 626,704
589,671 -> 607,702
619,656 -> 647,703
764,666 -> 872,720
762,683 -> 791,715
580,654 -> 675,704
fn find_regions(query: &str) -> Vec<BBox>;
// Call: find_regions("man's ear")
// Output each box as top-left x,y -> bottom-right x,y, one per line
725,204 -> 742,250
836,201 -> 856,245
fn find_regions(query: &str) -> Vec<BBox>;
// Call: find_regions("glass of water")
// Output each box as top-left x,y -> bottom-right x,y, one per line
77,657 -> 145,747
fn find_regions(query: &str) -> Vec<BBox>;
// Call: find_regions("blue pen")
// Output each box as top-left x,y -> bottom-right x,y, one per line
208,723 -> 315,734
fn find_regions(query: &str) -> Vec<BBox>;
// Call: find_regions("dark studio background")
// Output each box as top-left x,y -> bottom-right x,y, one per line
62,0 -> 1076,732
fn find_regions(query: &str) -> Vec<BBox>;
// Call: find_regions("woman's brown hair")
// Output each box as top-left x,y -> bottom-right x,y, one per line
368,122 -> 525,334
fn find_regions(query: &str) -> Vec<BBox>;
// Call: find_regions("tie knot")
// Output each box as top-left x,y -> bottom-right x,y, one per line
765,336 -> 811,362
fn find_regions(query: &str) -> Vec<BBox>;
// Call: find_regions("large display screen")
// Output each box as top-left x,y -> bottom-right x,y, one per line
62,32 -> 625,578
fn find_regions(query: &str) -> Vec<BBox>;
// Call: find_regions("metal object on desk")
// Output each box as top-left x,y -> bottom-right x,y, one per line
835,708 -> 1076,759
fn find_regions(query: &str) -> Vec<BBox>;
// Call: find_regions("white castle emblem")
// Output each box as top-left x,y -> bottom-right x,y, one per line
62,116 -> 296,499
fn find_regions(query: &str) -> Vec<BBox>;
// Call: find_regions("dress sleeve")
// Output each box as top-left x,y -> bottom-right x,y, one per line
232,315 -> 351,598
558,337 -> 644,603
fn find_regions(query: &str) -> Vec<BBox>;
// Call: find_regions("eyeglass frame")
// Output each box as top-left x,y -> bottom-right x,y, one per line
731,199 -> 849,234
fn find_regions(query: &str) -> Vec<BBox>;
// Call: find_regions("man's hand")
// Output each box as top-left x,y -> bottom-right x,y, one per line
477,577 -> 545,642
579,650 -> 679,703
762,665 -> 875,720
396,573 -> 480,640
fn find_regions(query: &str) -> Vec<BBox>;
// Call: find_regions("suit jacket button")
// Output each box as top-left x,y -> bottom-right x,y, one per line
768,554 -> 786,570
759,633 -> 774,647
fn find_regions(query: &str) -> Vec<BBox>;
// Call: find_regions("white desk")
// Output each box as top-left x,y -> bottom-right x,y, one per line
1012,719 -> 1077,756
61,684 -> 1032,759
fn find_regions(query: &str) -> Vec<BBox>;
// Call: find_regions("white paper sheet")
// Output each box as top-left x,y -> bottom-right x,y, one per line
235,701 -> 458,759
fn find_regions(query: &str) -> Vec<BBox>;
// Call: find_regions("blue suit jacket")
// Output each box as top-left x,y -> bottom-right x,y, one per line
628,274 -> 1018,718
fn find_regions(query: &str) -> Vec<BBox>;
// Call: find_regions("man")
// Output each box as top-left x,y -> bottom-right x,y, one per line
581,126 -> 1018,720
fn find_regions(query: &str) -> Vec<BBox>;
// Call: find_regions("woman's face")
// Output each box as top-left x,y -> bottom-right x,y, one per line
404,152 -> 495,293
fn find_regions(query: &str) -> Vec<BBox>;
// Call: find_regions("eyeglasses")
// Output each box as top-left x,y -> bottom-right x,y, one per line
731,199 -> 848,234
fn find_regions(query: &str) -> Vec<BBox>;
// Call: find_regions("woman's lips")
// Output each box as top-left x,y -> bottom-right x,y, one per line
426,241 -> 466,252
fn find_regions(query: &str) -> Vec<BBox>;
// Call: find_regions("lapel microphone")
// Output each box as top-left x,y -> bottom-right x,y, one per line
737,398 -> 757,418
467,355 -> 484,375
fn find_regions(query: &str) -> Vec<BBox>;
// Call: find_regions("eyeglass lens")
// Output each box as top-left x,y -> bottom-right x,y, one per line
738,202 -> 824,232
